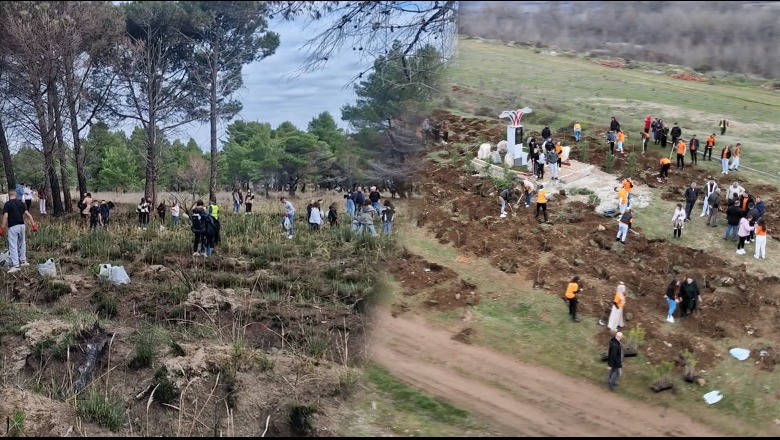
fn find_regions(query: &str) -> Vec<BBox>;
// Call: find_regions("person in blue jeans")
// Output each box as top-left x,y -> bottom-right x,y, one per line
522,180 -> 533,208
345,189 -> 355,218
724,199 -> 742,241
665,279 -> 680,323
369,186 -> 382,215
381,200 -> 396,234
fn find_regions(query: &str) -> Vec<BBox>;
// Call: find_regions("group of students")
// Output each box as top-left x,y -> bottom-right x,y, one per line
231,188 -> 255,214
422,118 -> 450,144
498,179 -> 550,222
526,134 -> 564,181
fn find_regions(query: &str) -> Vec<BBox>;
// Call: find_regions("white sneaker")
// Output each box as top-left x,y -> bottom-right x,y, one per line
8,267 -> 20,274
193,252 -> 200,257
667,316 -> 675,323
500,213 -> 507,218
754,255 -> 760,259
287,235 -> 293,239
700,214 -> 706,217
20,262 -> 30,267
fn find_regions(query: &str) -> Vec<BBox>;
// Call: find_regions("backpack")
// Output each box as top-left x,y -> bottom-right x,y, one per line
191,209 -> 206,232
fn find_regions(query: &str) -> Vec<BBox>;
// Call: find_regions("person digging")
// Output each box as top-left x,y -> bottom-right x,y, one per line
564,276 -> 584,322
535,185 -> 549,223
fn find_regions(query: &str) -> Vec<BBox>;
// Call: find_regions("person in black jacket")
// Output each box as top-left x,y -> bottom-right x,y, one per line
680,276 -> 701,318
724,197 -> 742,241
607,332 -> 624,391
689,135 -> 700,165
610,116 -> 620,132
684,182 -> 698,221
670,123 -> 682,146
541,126 -> 552,140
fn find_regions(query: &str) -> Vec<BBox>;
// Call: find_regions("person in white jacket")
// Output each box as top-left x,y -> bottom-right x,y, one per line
727,182 -> 745,202
700,176 -> 717,217
308,201 -> 324,231
672,203 -> 686,239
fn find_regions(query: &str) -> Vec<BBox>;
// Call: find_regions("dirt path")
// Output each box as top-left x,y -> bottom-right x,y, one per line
369,309 -> 724,437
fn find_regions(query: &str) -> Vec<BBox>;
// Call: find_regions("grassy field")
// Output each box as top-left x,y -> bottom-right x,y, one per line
447,36 -> 780,182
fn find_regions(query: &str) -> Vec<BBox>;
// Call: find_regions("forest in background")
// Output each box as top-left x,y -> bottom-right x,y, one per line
459,1 -> 780,80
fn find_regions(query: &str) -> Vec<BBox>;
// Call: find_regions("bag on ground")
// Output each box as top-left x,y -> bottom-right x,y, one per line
37,258 -> 57,278
0,251 -> 11,267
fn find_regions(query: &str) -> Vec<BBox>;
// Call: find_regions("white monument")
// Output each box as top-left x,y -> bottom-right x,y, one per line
499,107 -> 533,167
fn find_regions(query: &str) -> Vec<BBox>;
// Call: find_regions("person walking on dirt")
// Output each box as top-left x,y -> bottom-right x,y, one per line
670,123 -> 682,146
615,207 -> 633,244
719,118 -> 729,135
672,203 -> 686,239
606,130 -> 616,156
688,135 -> 700,165
675,138 -> 686,170
537,147 -> 546,180
607,282 -> 627,332
1,190 -> 38,273
683,182 -> 698,221
89,201 -> 102,231
356,200 -> 379,236
754,218 -> 768,259
660,125 -> 669,149
441,120 -> 450,143
644,115 -> 652,134
729,143 -> 741,171
724,197 -> 742,241
706,188 -> 721,227
327,202 -> 339,227
573,122 -> 582,142
720,145 -> 732,174
607,331 -> 624,391
736,214 -> 755,255
665,279 -> 681,323
610,116 -> 620,132
704,134 -> 716,161
535,185 -> 549,222
680,276 -> 701,318
622,177 -> 634,208
658,157 -> 671,180
541,125 -> 552,140
641,130 -> 650,153
99,200 -> 112,228
616,130 -> 626,154
700,177 -> 717,217
369,186 -> 382,215
564,276 -> 583,322
308,200 -> 323,231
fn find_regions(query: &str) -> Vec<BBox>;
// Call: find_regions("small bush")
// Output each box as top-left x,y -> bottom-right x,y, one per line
288,403 -> 317,437
624,324 -> 646,352
580,144 -> 590,162
335,369 -> 360,397
39,278 -> 73,303
604,151 -> 616,173
624,152 -> 637,177
77,390 -> 126,432
256,354 -> 276,373
129,326 -> 157,369
92,291 -> 118,319
303,330 -> 330,359
152,367 -> 178,405
9,408 -> 25,437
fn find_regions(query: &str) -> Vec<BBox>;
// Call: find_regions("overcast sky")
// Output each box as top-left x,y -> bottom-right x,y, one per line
177,17 -> 367,150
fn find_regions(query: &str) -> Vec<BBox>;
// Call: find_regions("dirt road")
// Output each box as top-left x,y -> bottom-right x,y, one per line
369,309 -> 724,437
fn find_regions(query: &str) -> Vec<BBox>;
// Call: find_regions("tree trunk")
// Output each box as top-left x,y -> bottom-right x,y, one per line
144,126 -> 157,205
49,85 -> 73,212
32,86 -> 64,216
0,117 -> 16,190
63,66 -> 87,197
208,38 -> 219,203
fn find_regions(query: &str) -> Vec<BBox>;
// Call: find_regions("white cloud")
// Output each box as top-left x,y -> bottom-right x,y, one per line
177,18 -> 369,150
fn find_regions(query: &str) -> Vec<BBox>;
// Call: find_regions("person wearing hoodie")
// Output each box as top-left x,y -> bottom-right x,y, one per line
606,130 -> 616,156
541,125 -> 552,139
670,122 -> 682,145
664,279 -> 681,323
680,276 -> 701,318
700,176 -> 717,217
672,203 -> 686,239
688,134 -> 700,165
706,188 -> 720,227
736,214 -> 755,255
727,181 -> 745,202
356,200 -> 378,236
606,332 -> 624,391
610,116 -> 621,132
747,203 -> 760,243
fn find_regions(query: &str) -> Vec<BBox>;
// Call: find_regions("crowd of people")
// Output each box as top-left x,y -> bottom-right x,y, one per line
422,118 -> 450,145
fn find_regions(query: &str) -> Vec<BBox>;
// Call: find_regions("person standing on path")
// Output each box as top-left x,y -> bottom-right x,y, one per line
665,279 -> 681,323
706,188 -> 720,227
684,182 -> 698,221
688,135 -> 699,165
719,118 -> 728,135
672,203 -> 686,239
245,190 -> 255,214
564,276 -> 583,322
607,331 -> 624,391
607,282 -> 627,332
704,134 -> 716,161
754,218 -> 768,259
1,190 -> 38,273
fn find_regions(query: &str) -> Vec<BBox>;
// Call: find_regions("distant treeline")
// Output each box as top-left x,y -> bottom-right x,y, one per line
459,1 -> 780,80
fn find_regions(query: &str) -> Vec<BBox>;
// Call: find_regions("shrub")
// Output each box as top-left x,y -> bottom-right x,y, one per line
129,326 -> 157,370
77,390 -> 126,432
624,152 -> 637,177
9,409 -> 25,437
580,144 -> 589,163
604,151 -> 616,173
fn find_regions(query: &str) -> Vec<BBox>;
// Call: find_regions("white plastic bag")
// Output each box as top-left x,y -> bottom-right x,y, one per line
283,216 -> 291,231
37,259 -> 57,277
0,251 -> 11,267
98,264 -> 112,280
109,266 -> 130,285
